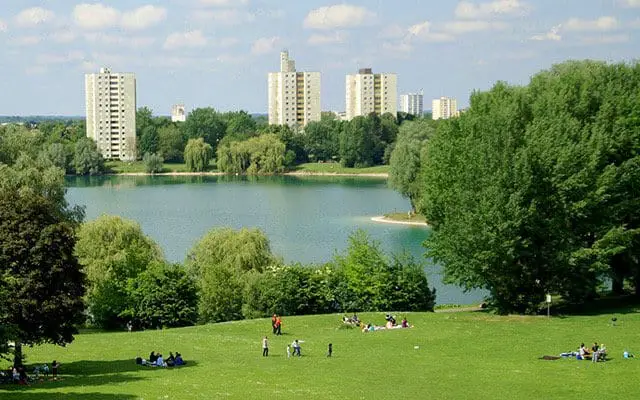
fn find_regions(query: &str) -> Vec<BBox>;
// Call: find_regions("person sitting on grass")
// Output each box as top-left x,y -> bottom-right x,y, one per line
174,353 -> 185,366
149,351 -> 158,364
156,353 -> 165,367
578,343 -> 590,360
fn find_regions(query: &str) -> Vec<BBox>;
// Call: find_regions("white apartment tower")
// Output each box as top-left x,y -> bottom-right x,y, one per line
432,97 -> 459,120
85,67 -> 137,161
268,50 -> 321,127
345,68 -> 397,120
172,104 -> 186,122
400,92 -> 424,116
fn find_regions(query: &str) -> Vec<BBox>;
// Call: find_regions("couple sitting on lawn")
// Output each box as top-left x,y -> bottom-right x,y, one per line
137,351 -> 185,367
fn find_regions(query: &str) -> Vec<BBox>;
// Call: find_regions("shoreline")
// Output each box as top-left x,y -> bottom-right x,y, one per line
102,171 -> 389,178
371,216 -> 429,227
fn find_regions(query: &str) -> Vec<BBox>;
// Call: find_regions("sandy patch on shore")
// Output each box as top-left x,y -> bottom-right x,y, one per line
371,216 -> 429,227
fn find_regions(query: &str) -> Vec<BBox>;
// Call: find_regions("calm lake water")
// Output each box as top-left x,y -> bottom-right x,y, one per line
65,175 -> 483,305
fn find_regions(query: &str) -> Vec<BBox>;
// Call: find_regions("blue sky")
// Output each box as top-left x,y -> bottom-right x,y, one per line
0,0 -> 639,115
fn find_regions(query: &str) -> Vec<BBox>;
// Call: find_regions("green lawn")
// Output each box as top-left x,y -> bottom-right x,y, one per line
291,163 -> 389,175
383,212 -> 428,223
104,161 -> 216,174
2,311 -> 640,399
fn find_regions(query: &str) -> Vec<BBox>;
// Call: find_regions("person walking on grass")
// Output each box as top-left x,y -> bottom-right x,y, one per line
52,360 -> 60,380
292,340 -> 301,357
271,314 -> 277,335
275,316 -> 282,336
286,344 -> 291,358
327,343 -> 332,357
262,336 -> 269,357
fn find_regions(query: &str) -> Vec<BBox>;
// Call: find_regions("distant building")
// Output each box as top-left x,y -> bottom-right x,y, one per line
432,97 -> 459,120
268,50 -> 321,127
85,67 -> 137,161
171,104 -> 186,122
400,92 -> 424,116
345,68 -> 397,120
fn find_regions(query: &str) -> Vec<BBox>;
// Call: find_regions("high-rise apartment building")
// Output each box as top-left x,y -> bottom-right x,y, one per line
85,67 -> 137,161
268,51 -> 321,127
400,92 -> 424,116
345,68 -> 397,120
432,97 -> 459,120
172,104 -> 186,122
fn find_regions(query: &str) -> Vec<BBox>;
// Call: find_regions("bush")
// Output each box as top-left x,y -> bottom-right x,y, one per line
143,152 -> 163,174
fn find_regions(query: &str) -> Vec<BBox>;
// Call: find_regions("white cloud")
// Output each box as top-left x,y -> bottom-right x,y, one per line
74,4 -> 165,30
620,0 -> 640,7
164,30 -> 208,50
308,31 -> 348,45
531,25 -> 561,41
73,3 -> 120,30
121,6 -> 167,30
407,21 -> 455,42
199,0 -> 249,6
581,34 -> 629,44
251,36 -> 279,55
304,4 -> 375,30
0,19 -> 7,32
192,9 -> 255,25
443,20 -> 508,34
455,0 -> 529,19
564,16 -> 618,32
14,7 -> 55,27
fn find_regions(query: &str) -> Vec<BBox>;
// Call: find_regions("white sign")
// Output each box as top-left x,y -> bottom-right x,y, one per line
546,294 -> 552,303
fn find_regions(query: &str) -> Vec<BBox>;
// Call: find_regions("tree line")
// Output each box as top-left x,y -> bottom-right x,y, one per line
389,60 -> 640,313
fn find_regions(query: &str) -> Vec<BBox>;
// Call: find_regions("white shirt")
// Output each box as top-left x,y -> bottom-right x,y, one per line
262,338 -> 268,349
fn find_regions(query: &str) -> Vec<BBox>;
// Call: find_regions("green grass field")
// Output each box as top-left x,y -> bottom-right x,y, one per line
291,163 -> 389,175
2,311 -> 640,399
104,161 -> 216,174
383,212 -> 428,224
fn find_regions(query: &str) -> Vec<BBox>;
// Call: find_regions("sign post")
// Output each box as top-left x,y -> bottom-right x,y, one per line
546,294 -> 552,319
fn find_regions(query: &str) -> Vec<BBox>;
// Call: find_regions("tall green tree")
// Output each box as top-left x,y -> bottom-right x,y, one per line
74,137 -> 104,175
75,215 -> 164,329
0,162 -> 85,367
186,227 -> 277,323
184,138 -> 212,172
339,116 -> 375,167
182,108 -> 227,153
388,119 -> 436,212
158,124 -> 186,163
420,61 -> 640,313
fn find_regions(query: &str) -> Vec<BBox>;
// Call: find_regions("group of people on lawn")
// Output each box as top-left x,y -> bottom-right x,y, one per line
344,314 -> 412,332
7,361 -> 59,385
578,342 -> 607,362
137,351 -> 185,367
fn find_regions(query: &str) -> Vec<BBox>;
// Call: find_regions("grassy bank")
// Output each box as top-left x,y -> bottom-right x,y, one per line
290,163 -> 389,175
383,212 -> 427,224
3,311 -> 639,399
104,161 -> 216,174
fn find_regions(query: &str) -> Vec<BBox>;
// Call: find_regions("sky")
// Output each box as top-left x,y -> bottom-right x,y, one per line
0,0 -> 639,116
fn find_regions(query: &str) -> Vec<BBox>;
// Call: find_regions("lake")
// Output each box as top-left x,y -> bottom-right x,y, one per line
65,175 -> 483,305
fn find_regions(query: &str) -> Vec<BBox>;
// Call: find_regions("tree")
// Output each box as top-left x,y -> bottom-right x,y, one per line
75,215 -> 164,329
339,116 -> 375,167
123,262 -> 198,329
43,142 -> 69,172
216,134 -> 286,174
158,124 -> 186,163
186,227 -> 277,323
419,61 -> 640,313
333,230 -> 435,312
388,119 -> 435,212
138,126 -> 159,158
304,120 -> 342,162
182,108 -> 226,153
223,111 -> 257,139
184,138 -> 212,172
74,137 -> 104,175
0,162 -> 85,367
143,152 -> 163,174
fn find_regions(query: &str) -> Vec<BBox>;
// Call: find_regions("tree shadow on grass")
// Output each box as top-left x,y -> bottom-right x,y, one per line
57,358 -> 198,376
1,359 -> 197,392
1,392 -> 138,400
553,295 -> 640,318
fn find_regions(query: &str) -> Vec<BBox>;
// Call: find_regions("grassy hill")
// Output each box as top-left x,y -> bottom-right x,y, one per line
2,310 -> 640,399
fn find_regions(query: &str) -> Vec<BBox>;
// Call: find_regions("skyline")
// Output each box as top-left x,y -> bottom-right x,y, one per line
0,0 -> 639,115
